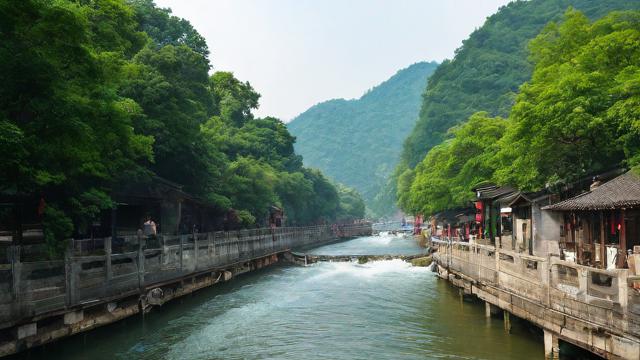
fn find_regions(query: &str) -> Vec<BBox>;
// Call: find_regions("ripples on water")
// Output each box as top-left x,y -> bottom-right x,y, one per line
17,235 -> 543,360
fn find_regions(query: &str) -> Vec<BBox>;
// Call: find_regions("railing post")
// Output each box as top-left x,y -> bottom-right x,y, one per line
137,234 -> 145,290
447,237 -> 452,269
578,267 -> 588,301
105,237 -> 112,282
211,231 -> 218,259
495,247 -> 501,279
64,241 -> 76,306
179,234 -> 185,272
618,269 -> 629,313
159,234 -> 165,266
205,232 -> 212,264
10,246 -> 21,304
547,255 -> 553,307
193,231 -> 198,271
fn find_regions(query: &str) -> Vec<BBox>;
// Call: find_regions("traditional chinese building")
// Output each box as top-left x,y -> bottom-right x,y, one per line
543,170 -> 640,269
471,183 -> 516,245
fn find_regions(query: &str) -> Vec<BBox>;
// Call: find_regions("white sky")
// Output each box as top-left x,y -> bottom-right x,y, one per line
154,0 -> 512,121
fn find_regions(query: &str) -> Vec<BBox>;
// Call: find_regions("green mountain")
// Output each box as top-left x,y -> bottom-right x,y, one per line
398,0 -> 640,172
400,10 -> 640,217
287,61 -> 438,216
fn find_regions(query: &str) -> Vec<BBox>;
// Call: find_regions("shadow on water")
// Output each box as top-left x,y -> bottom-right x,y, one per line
414,278 -> 543,360
432,277 -> 603,360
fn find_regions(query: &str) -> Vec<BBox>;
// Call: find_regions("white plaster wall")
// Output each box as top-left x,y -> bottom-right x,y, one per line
533,204 -> 562,257
514,218 -> 531,252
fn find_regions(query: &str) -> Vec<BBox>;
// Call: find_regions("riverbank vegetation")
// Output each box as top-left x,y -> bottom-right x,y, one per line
0,0 -> 364,245
397,0 -> 640,171
400,9 -> 640,216
393,0 -> 640,216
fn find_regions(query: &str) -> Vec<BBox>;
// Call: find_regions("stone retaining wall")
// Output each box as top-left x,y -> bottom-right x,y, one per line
0,223 -> 371,357
431,237 -> 640,359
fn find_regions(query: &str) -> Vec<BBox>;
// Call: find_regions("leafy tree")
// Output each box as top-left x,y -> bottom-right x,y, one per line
0,0 -> 364,251
0,0 -> 153,248
204,115 -> 302,172
275,171 -> 314,225
395,167 -> 417,215
494,10 -> 640,189
220,157 -> 279,223
301,168 -> 341,224
336,185 -> 366,221
202,71 -> 356,226
402,10 -> 640,217
210,71 -> 260,127
404,113 -> 507,215
121,43 -> 215,195
129,0 -> 209,58
396,0 -> 640,210
84,0 -> 147,57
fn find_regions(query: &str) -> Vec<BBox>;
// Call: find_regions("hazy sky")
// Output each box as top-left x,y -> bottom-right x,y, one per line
154,0 -> 512,121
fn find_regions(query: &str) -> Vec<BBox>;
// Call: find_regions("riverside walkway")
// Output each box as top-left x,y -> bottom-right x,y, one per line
431,236 -> 640,359
0,223 -> 371,357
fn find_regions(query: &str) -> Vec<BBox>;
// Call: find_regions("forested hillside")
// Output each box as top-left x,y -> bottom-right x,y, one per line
395,0 -> 640,207
288,62 -> 438,216
0,0 -> 363,254
400,10 -> 640,216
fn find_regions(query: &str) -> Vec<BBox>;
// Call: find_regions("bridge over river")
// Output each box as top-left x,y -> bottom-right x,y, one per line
6,232 -> 566,360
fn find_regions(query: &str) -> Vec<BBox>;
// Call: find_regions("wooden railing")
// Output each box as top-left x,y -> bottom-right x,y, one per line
0,223 -> 372,328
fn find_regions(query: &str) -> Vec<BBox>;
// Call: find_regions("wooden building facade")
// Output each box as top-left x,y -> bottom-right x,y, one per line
543,171 -> 640,269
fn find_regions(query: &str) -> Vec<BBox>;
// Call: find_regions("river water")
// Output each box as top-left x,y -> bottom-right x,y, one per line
16,234 -> 543,360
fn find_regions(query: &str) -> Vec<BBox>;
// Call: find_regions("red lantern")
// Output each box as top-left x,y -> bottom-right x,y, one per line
474,201 -> 484,223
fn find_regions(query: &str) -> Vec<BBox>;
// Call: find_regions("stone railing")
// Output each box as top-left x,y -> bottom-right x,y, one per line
430,237 -> 640,340
0,223 -> 371,329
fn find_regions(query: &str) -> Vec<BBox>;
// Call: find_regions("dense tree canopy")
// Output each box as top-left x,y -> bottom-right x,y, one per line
402,10 -> 640,217
0,0 -> 154,247
494,10 -> 640,189
400,113 -> 508,215
395,0 -> 640,212
0,0 -> 364,253
129,0 -> 209,58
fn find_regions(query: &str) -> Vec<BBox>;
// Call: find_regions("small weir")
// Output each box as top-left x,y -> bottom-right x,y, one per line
288,252 -> 429,264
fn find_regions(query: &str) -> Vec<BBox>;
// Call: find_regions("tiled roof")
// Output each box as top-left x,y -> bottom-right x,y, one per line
475,185 -> 516,200
507,189 -> 552,207
542,171 -> 640,211
496,191 -> 520,205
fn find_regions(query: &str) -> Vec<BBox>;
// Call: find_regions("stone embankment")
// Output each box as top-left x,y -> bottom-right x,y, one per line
431,237 -> 640,359
0,223 -> 371,357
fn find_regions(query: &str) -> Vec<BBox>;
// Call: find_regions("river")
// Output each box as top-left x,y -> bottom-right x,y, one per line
15,234 -> 543,359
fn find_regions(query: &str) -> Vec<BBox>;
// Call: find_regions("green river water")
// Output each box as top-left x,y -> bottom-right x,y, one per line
15,234 -> 545,359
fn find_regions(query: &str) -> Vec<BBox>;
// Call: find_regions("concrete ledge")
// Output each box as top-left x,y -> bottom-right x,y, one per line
63,310 -> 84,325
438,264 -> 640,359
0,252 -> 285,358
16,323 -> 36,340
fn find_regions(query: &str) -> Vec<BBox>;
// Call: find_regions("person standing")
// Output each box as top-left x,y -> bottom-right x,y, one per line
143,216 -> 157,236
